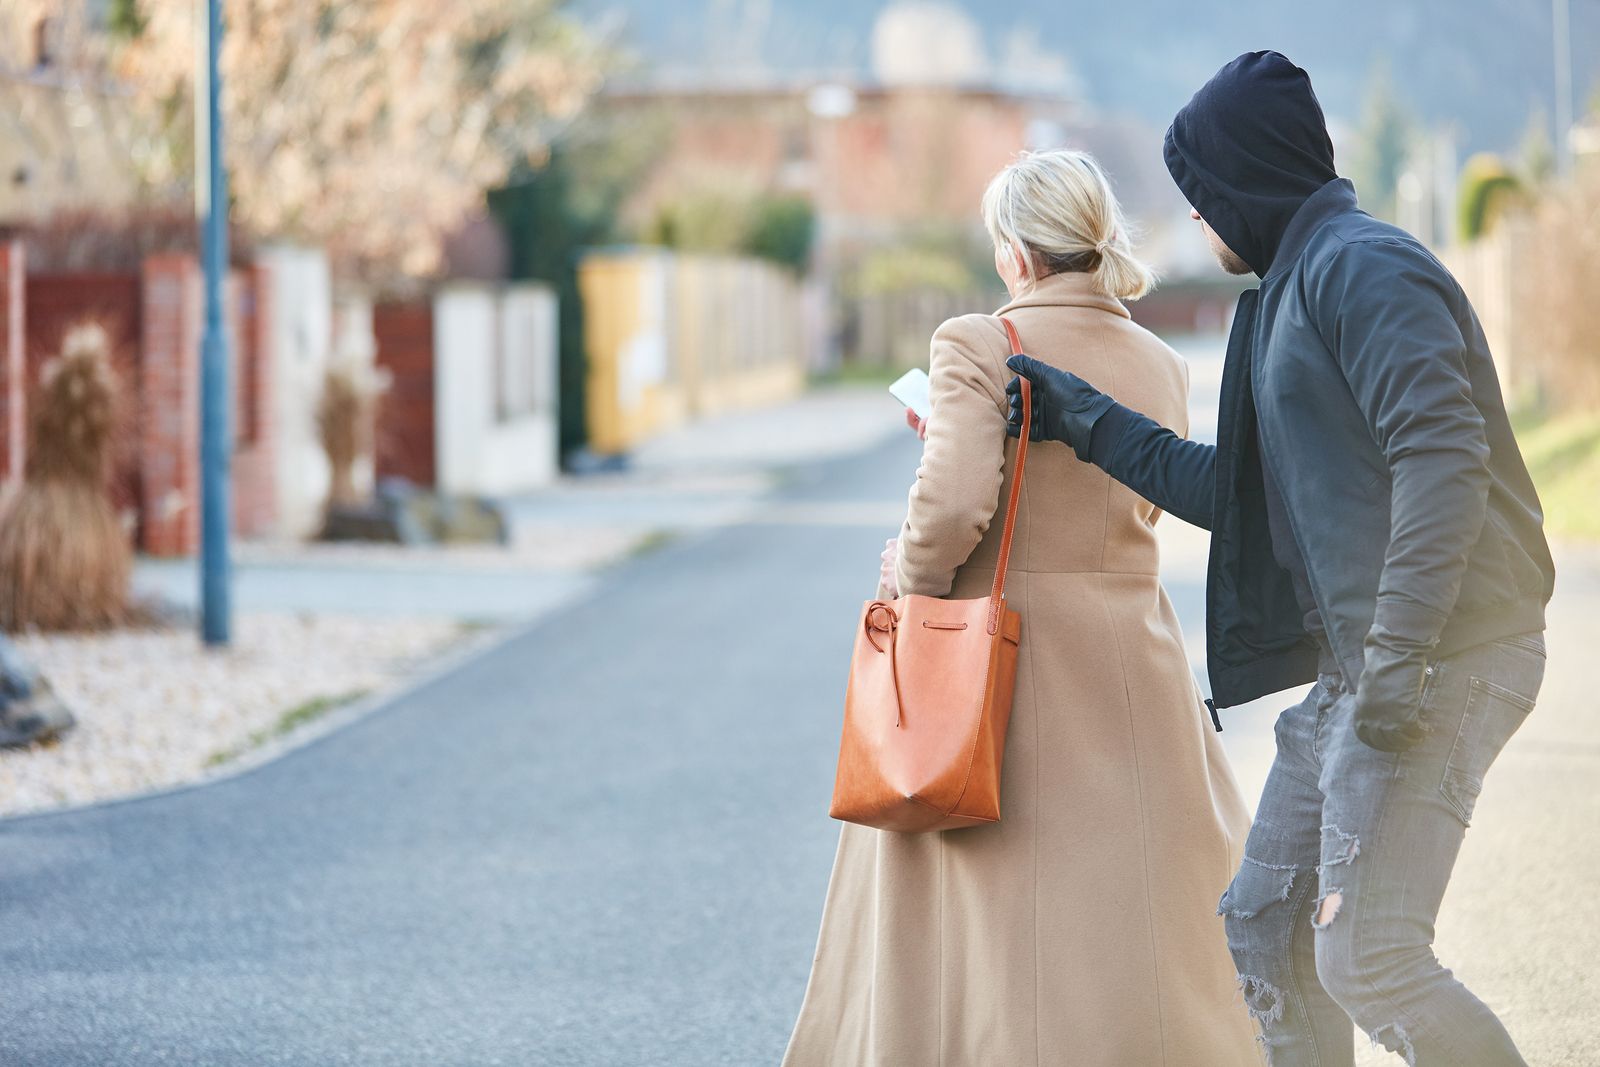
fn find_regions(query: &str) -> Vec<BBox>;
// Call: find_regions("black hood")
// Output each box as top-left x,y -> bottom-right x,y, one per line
1163,51 -> 1338,277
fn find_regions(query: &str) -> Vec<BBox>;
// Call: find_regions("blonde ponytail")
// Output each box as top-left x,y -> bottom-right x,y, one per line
1093,235 -> 1154,301
981,149 -> 1157,301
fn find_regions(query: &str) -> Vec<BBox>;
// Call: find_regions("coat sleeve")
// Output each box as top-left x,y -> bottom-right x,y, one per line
1084,400 -> 1216,531
1312,239 -> 1491,653
895,318 -> 1009,598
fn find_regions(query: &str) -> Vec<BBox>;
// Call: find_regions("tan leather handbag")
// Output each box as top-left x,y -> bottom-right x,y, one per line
829,317 -> 1031,833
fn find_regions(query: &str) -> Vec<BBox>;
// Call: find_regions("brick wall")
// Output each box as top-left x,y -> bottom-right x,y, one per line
373,301 -> 436,487
139,254 -> 201,557
25,270 -> 144,520
16,258 -> 279,555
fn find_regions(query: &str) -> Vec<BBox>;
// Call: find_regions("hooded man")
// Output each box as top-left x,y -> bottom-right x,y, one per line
1005,52 -> 1553,1066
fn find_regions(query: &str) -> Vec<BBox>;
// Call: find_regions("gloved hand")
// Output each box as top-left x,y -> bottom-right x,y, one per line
1352,638 -> 1431,752
1005,354 -> 1116,461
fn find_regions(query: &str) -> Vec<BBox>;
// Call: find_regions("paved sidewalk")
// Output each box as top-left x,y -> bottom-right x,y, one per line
134,384 -> 905,623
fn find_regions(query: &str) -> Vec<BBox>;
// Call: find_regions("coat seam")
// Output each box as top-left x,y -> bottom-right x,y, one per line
1101,570 -> 1169,1063
1025,534 -> 1040,1067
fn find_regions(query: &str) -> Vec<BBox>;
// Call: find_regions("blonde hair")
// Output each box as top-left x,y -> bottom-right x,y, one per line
981,149 -> 1155,301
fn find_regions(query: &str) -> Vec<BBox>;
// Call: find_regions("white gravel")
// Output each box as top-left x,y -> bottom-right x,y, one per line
0,613 -> 475,818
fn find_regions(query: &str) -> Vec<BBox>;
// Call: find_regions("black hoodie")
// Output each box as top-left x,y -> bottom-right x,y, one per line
1163,51 -> 1338,277
1163,51 -> 1339,656
1076,51 -> 1553,711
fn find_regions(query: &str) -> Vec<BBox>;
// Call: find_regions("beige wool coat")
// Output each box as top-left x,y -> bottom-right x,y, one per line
783,272 -> 1260,1066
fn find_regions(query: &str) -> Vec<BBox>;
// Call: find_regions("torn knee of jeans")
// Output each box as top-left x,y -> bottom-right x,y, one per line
1317,824 -> 1360,876
1370,1021 -> 1417,1066
1311,888 -> 1343,930
1238,974 -> 1286,1028
1217,856 -> 1297,920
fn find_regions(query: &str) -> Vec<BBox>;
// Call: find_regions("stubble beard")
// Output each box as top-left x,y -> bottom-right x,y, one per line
1210,237 -> 1252,276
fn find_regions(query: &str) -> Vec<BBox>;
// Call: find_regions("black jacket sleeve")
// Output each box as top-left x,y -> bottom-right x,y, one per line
1086,403 -> 1216,531
1312,239 -> 1492,652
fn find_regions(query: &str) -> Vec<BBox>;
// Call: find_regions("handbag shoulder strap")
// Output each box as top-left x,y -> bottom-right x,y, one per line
987,317 -> 1030,635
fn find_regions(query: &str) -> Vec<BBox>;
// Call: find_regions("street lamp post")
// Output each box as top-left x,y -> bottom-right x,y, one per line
1554,0 -> 1573,175
197,0 -> 232,646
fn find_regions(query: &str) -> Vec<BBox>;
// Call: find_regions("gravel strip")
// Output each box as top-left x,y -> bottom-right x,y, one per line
0,613 -> 475,817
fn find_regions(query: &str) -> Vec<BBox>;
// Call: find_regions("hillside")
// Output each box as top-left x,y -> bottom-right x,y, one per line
577,0 -> 1597,157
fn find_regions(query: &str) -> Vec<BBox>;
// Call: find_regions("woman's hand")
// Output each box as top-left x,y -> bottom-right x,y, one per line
904,407 -> 928,440
879,537 -> 900,597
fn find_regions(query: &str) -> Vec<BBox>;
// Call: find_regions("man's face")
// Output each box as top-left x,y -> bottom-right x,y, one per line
1190,207 -> 1251,275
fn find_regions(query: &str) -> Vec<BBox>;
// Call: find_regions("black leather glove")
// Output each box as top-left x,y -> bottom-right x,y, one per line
1352,638 -> 1431,752
1005,354 -> 1117,461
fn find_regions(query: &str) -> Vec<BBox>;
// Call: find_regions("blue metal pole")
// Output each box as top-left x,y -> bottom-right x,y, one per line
199,0 -> 232,646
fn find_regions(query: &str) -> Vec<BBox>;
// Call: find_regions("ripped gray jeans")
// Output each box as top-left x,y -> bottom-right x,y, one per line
1218,632 -> 1545,1066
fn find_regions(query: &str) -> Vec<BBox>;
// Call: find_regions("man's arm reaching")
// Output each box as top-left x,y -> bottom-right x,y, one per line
1313,239 -> 1492,752
1005,354 -> 1215,530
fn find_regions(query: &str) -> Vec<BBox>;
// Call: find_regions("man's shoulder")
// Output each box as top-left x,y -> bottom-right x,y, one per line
1304,213 -> 1443,275
1297,213 -> 1458,305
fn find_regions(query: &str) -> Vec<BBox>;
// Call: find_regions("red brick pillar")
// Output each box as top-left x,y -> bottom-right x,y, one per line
0,240 -> 25,484
140,254 -> 202,557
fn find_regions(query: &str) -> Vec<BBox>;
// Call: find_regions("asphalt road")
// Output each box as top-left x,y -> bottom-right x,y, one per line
0,433 -> 977,1066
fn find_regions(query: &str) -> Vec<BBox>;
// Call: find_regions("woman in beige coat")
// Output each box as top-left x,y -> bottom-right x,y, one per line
783,150 -> 1260,1066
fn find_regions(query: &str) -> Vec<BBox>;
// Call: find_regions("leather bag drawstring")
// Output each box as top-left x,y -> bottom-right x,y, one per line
863,600 -> 905,727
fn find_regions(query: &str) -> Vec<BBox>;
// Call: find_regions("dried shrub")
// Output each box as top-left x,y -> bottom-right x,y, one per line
0,323 -> 132,631
316,363 -> 379,512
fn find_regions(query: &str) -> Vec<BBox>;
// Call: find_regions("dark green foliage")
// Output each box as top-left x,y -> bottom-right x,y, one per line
742,196 -> 814,273
489,124 -> 659,460
645,191 -> 815,272
490,163 -> 594,462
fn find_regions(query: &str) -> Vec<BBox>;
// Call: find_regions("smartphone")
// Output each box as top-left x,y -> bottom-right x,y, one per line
888,368 -> 931,421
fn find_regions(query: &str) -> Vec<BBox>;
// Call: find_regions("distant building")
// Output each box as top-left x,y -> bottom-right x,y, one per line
598,76 -> 1190,270
604,80 -> 1128,242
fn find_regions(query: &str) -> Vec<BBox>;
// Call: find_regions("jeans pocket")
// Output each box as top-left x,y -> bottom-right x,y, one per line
1440,676 -> 1537,827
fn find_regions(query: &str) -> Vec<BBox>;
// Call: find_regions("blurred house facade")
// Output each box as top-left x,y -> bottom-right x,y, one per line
603,82 -> 1079,245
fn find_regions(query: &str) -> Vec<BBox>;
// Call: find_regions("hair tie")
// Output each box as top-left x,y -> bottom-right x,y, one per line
1095,238 -> 1113,255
